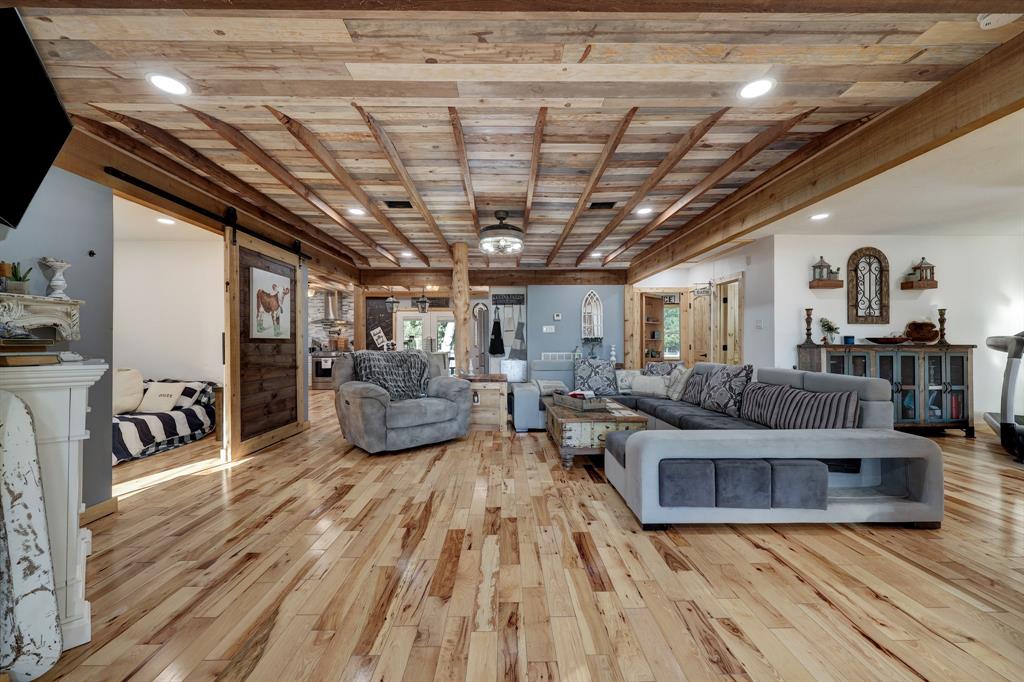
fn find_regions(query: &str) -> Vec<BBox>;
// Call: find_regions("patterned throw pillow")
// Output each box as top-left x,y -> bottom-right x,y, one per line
353,350 -> 428,401
614,369 -> 643,394
574,358 -> 618,396
770,386 -> 860,429
643,361 -> 683,376
680,373 -> 705,404
699,364 -> 754,417
665,365 -> 692,402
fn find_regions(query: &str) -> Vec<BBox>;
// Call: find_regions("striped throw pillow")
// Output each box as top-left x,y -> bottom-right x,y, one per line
739,382 -> 787,427
752,384 -> 860,429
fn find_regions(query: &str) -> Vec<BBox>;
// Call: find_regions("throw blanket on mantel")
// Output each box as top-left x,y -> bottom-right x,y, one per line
112,380 -> 218,464
1,390 -> 63,680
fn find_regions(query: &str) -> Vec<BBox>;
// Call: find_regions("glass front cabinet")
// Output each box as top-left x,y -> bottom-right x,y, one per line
807,345 -> 974,436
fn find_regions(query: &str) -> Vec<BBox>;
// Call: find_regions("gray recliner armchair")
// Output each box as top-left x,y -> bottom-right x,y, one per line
331,350 -> 471,453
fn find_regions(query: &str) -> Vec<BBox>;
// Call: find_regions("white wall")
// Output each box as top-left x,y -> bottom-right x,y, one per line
773,234 -> 1024,414
113,203 -> 224,383
636,237 -> 776,368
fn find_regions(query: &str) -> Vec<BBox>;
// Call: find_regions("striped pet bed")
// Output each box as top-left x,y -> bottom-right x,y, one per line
112,380 -> 218,464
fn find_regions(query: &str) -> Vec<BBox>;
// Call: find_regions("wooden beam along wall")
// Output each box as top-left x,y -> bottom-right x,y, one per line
360,268 -> 627,287
67,116 -> 362,280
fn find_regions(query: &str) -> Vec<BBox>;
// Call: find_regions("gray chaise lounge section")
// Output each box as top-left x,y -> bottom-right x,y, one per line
332,351 -> 471,453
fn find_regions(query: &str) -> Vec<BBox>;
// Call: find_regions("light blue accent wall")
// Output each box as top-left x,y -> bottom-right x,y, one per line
526,284 -> 623,363
0,167 -> 114,506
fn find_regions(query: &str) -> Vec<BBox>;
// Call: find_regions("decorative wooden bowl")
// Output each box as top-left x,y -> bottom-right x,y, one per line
905,321 -> 940,344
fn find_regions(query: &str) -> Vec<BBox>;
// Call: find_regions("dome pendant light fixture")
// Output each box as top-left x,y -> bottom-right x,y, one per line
479,210 -> 524,256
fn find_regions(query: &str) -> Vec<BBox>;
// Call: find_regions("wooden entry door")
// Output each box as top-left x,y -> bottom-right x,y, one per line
686,289 -> 711,366
224,228 -> 306,459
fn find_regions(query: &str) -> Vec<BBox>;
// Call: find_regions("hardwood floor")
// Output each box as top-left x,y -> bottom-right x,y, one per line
44,391 -> 1024,681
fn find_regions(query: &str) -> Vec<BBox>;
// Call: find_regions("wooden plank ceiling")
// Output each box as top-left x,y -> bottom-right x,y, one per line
26,8 -> 1024,271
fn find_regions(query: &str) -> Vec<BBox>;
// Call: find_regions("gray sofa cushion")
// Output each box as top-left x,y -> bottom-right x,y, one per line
575,358 -> 618,396
658,459 -> 715,507
769,459 -> 828,509
652,403 -> 718,426
605,429 -> 633,468
804,372 -> 891,402
386,397 -> 458,428
354,350 -> 428,401
677,414 -> 767,430
606,395 -> 639,409
700,364 -> 754,417
715,459 -> 771,508
636,397 -> 678,415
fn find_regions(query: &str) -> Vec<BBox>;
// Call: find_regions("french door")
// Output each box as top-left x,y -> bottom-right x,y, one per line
223,227 -> 306,460
396,310 -> 456,354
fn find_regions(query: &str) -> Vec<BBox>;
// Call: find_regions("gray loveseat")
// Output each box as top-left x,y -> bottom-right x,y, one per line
331,350 -> 471,453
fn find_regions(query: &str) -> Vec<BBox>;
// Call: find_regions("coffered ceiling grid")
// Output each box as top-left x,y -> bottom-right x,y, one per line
25,8 -> 1024,269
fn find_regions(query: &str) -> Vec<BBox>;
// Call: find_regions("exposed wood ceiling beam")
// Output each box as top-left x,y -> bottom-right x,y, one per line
630,110 -> 883,266
266,106 -> 431,266
448,107 -> 478,234
627,31 -> 1024,283
19,1 -> 1023,11
186,106 -> 401,266
522,107 -> 547,235
546,107 -> 637,266
575,108 -> 727,266
603,107 -> 815,265
361,268 -> 626,287
352,103 -> 452,258
67,116 -> 360,279
89,106 -> 369,268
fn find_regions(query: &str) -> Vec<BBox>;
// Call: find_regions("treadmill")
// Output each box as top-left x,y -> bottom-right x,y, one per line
984,331 -> 1024,462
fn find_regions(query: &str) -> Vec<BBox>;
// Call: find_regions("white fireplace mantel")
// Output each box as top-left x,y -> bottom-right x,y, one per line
0,292 -> 82,340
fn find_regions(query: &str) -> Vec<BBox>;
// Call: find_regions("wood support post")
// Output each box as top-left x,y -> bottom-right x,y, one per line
623,284 -> 640,369
352,285 -> 366,351
452,243 -> 471,374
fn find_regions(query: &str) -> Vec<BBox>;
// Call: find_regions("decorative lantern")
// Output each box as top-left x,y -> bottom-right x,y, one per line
384,287 -> 400,314
415,290 -> 430,313
812,256 -> 832,281
912,257 -> 935,282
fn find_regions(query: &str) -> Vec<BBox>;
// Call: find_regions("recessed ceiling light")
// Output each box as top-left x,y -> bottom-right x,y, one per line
810,213 -> 830,221
592,253 -> 602,258
157,217 -> 175,225
146,73 -> 189,96
739,78 -> 774,99
636,207 -> 653,215
401,251 -> 413,258
348,208 -> 366,216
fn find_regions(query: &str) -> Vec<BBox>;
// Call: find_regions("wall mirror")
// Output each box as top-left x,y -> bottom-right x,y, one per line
581,289 -> 603,340
847,247 -> 889,324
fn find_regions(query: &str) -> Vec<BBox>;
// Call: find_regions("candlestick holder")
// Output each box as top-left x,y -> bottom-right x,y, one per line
937,308 -> 949,347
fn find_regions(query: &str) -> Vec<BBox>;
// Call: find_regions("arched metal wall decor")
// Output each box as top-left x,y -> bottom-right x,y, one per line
581,289 -> 603,340
847,247 -> 889,324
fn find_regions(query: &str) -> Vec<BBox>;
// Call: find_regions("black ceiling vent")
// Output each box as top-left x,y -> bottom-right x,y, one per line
384,200 -> 413,209
589,201 -> 616,210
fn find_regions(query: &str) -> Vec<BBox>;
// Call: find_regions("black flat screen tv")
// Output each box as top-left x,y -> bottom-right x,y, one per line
1,9 -> 72,228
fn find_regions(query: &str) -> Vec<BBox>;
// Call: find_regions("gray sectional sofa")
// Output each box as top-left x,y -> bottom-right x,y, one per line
511,360 -> 943,527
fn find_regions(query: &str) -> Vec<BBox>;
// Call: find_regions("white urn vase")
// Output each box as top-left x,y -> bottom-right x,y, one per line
40,258 -> 71,299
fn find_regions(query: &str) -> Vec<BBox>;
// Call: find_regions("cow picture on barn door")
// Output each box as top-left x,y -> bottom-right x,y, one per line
250,267 -> 292,339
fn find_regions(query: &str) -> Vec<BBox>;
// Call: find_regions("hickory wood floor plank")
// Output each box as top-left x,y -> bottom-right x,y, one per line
41,391 -> 1024,681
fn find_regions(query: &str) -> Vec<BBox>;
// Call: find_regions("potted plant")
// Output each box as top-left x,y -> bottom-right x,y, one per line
6,262 -> 32,295
819,317 -> 840,345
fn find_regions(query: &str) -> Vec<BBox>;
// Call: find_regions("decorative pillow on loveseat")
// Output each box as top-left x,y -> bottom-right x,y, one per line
574,358 -> 618,396
665,365 -> 692,401
630,374 -> 669,398
699,364 -> 754,417
614,369 -> 642,394
642,361 -> 683,376
741,383 -> 859,429
354,350 -> 428,401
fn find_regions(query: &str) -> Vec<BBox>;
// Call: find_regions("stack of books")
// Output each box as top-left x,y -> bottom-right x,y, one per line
0,337 -> 59,366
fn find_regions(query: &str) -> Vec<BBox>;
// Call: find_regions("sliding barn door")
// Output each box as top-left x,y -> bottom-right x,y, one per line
223,227 -> 306,459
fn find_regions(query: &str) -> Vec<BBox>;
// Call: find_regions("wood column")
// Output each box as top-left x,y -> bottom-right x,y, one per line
623,284 -> 640,369
452,242 -> 470,373
352,285 -> 366,350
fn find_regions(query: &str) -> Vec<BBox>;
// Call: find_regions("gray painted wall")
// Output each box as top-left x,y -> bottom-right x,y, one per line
526,284 -> 624,363
0,167 -> 114,506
